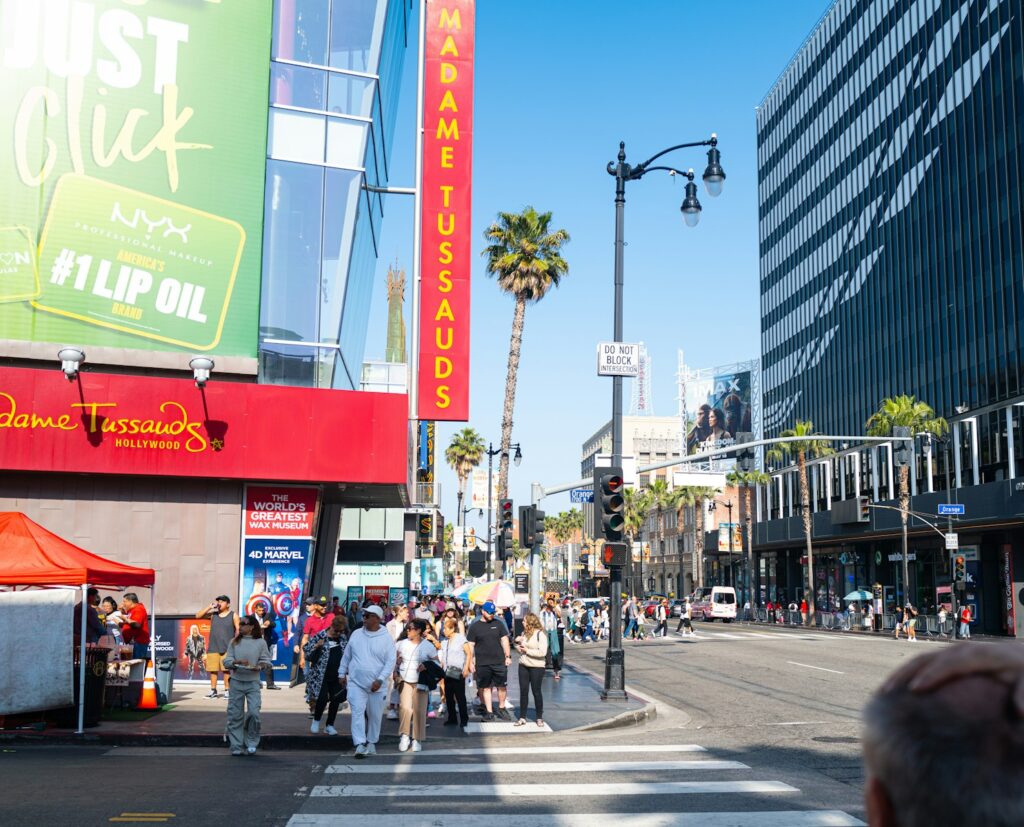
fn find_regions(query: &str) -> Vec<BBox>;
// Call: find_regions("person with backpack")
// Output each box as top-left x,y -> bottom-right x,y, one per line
656,600 -> 669,637
306,615 -> 349,735
905,604 -> 918,643
581,604 -> 595,642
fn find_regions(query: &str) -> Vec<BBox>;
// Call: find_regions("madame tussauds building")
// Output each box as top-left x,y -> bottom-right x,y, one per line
0,0 -> 433,678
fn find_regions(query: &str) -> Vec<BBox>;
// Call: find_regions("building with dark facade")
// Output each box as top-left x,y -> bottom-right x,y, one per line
752,0 -> 1024,635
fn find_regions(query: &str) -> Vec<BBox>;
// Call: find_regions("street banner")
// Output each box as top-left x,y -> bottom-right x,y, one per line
245,485 -> 320,537
389,587 -> 410,607
364,585 -> 390,605
152,618 -> 212,683
345,586 -> 365,608
417,0 -> 475,421
0,0 -> 272,360
240,538 -> 310,679
240,483 -> 319,681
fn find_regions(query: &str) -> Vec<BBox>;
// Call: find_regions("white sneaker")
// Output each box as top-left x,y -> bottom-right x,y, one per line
354,743 -> 368,758
325,725 -> 338,736
411,740 -> 422,752
365,743 -> 377,755
398,734 -> 410,752
310,719 -> 320,734
386,708 -> 398,720
246,746 -> 257,755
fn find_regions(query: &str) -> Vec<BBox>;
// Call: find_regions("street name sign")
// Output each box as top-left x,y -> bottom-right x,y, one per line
570,487 -> 594,503
597,342 -> 640,377
938,503 -> 965,516
945,532 -> 959,550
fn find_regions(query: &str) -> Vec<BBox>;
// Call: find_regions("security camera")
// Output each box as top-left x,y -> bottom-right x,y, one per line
57,347 -> 85,381
189,356 -> 214,388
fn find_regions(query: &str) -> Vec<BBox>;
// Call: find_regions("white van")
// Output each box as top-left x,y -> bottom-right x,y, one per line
691,586 -> 737,622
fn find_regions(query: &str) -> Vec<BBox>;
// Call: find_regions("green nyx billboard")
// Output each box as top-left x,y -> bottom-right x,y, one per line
0,0 -> 271,358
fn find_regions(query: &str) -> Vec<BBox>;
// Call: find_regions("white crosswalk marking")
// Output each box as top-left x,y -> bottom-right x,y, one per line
288,742 -> 865,826
290,814 -> 864,827
310,780 -> 799,797
325,759 -> 749,774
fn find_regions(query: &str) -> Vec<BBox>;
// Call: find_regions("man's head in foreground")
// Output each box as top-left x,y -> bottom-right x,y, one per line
863,642 -> 1024,826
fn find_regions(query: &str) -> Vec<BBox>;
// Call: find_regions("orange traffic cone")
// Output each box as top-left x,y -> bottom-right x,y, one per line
138,660 -> 159,710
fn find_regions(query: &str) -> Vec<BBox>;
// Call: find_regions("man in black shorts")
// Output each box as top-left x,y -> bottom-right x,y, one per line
467,600 -> 511,721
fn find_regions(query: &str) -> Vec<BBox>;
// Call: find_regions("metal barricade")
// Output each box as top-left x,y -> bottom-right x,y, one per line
881,613 -> 896,631
850,611 -> 864,630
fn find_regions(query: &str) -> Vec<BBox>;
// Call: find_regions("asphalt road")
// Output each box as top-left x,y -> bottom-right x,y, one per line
4,626 -> 927,826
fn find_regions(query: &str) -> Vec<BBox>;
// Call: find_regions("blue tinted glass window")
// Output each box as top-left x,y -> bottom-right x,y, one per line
261,160 -> 324,343
273,0 -> 329,64
271,63 -> 327,109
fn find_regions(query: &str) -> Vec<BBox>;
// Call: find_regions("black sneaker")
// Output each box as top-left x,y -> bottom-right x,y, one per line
204,690 -> 219,699
482,712 -> 495,722
443,718 -> 458,726
496,708 -> 511,721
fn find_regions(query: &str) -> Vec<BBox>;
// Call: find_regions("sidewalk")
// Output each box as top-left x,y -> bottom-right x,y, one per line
1,661 -> 653,749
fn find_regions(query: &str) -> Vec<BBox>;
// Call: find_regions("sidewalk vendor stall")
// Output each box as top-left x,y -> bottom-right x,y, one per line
0,512 -> 156,733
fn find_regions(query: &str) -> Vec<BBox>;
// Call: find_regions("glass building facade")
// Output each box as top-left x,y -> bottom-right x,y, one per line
259,0 -> 412,389
756,0 -> 1023,465
750,0 -> 1024,632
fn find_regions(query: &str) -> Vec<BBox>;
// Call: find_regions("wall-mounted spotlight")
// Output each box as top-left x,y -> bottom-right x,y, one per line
189,356 -> 214,388
57,347 -> 85,381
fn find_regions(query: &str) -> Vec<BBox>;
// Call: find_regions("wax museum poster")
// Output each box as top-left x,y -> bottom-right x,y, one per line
0,0 -> 271,356
241,538 -> 310,678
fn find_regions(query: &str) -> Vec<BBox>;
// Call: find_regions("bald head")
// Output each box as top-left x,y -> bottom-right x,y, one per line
864,645 -> 1024,827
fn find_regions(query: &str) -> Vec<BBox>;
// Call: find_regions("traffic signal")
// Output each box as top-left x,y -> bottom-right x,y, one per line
893,426 -> 912,467
496,532 -> 506,560
593,466 -> 625,542
953,555 -> 966,582
519,505 -> 548,548
499,498 -> 514,555
858,496 -> 870,522
602,541 -> 629,567
533,508 -> 545,547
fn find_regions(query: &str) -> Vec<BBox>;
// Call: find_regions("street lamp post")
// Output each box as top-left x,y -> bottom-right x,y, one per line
486,442 -> 521,579
710,498 -> 734,586
603,135 -> 725,700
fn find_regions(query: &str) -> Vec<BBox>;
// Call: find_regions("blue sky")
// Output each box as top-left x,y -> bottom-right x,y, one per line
365,0 -> 831,532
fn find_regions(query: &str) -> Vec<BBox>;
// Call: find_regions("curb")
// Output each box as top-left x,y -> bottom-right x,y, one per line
560,661 -> 658,732
0,730 -> 375,750
729,619 -> 964,643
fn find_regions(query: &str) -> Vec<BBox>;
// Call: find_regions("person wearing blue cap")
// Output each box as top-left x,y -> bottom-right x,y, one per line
466,600 -> 511,721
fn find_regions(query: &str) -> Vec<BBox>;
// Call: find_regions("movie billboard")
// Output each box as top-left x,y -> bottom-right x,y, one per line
0,0 -> 272,360
683,363 -> 758,458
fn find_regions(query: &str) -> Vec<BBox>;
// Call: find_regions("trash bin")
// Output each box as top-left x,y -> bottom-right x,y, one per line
56,646 -> 109,728
155,658 -> 177,705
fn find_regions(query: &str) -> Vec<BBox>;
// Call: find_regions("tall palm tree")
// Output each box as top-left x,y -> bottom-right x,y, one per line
677,485 -> 721,591
643,479 -> 672,593
866,395 -> 948,605
726,468 -> 772,606
444,427 -> 485,525
482,207 -> 570,498
766,420 -> 833,620
624,486 -> 651,597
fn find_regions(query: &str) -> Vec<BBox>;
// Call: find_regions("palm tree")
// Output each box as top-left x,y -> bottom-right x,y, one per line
624,486 -> 651,596
677,485 -> 721,591
726,468 -> 772,606
444,427 -> 485,526
643,479 -> 672,593
766,420 -> 833,620
482,207 -> 570,498
866,395 -> 948,605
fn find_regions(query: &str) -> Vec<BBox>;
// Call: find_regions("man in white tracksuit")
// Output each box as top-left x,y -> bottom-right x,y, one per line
338,604 -> 396,758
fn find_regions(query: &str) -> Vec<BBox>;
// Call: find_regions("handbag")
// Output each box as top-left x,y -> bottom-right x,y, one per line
443,640 -> 463,679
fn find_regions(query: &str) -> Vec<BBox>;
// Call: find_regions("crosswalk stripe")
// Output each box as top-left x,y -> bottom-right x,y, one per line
309,780 -> 799,797
325,759 -> 749,774
289,813 -> 864,827
363,744 -> 707,757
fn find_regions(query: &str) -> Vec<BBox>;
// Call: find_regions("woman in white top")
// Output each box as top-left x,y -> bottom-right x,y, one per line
395,617 -> 440,752
384,605 -> 409,720
439,616 -> 472,728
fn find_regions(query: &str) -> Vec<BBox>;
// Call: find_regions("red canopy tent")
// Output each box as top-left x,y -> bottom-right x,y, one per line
0,512 -> 155,587
0,512 -> 156,732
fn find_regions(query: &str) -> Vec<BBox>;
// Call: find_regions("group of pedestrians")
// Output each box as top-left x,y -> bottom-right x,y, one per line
211,591 -> 557,757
